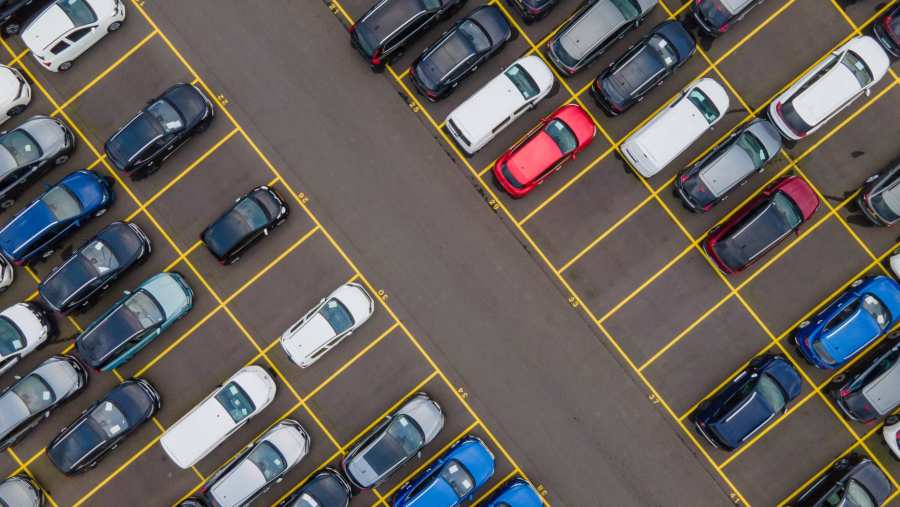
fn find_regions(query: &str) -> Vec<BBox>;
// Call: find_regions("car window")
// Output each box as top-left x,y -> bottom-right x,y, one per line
459,19 -> 490,54
686,88 -> 721,124
215,381 -> 256,424
734,132 -> 768,169
146,100 -> 184,135
66,27 -> 91,43
0,130 -> 42,167
440,459 -> 476,498
812,339 -> 837,366
0,317 -> 25,357
544,119 -> 578,154
770,192 -> 803,229
320,298 -> 354,335
861,294 -> 891,329
81,240 -> 119,276
504,64 -> 540,100
824,300 -> 862,334
41,186 -> 82,221
500,162 -> 524,189
387,415 -> 424,455
233,198 -> 269,231
11,374 -> 55,414
247,441 -> 287,482
610,0 -> 640,19
49,41 -> 69,55
649,34 -> 678,68
420,0 -> 441,9
55,0 -> 98,26
755,374 -> 786,412
845,480 -> 875,507
123,291 -> 164,329
841,51 -> 874,88
89,400 -> 128,439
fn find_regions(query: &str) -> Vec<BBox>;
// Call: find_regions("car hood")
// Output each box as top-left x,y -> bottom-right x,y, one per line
0,201 -> 56,260
161,398 -> 235,469
507,131 -> 562,185
709,391 -> 773,449
210,460 -> 264,507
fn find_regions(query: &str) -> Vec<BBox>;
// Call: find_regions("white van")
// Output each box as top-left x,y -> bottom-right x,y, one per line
160,366 -> 276,469
445,55 -> 555,156
621,78 -> 730,179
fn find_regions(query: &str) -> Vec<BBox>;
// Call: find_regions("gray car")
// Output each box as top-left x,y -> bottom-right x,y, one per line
0,115 -> 75,210
547,0 -> 656,74
342,392 -> 444,489
0,475 -> 43,507
674,119 -> 783,212
0,355 -> 87,450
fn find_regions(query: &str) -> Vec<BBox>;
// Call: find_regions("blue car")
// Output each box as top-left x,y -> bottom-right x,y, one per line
75,272 -> 193,371
0,170 -> 113,265
693,355 -> 802,451
795,276 -> 900,369
485,477 -> 543,507
393,436 -> 495,507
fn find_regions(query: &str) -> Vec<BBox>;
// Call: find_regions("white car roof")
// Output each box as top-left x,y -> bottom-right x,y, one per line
22,4 -> 75,50
0,304 -> 43,356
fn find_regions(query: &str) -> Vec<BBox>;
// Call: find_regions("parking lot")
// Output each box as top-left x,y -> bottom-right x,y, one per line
325,0 -> 900,505
0,2 -> 538,506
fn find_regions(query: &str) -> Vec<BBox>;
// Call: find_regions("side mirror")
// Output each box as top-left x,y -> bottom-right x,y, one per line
262,229 -> 269,236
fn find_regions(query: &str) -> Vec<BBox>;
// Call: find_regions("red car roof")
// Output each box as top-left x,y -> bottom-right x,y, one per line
505,104 -> 595,185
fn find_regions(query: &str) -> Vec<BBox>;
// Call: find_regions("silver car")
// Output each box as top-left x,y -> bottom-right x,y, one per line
0,355 -> 87,450
194,420 -> 310,507
342,392 -> 444,489
0,475 -> 42,507
0,115 -> 75,210
547,0 -> 656,74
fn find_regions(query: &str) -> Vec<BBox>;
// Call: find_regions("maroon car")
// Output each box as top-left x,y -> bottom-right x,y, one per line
703,176 -> 819,274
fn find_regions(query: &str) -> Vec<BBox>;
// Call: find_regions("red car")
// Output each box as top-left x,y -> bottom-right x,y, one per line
703,176 -> 819,274
493,104 -> 596,198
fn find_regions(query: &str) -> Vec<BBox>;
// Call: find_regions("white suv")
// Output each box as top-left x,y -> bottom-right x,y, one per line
621,78 -> 730,178
23,0 -> 126,72
768,36 -> 889,141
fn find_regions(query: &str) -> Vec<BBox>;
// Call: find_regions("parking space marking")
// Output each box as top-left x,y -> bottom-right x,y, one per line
6,448 -> 60,507
5,47 -> 28,67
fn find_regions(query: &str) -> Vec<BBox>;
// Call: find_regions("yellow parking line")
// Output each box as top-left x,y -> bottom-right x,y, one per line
5,48 -> 28,67
6,449 -> 60,507
71,433 -> 164,507
471,469 -> 519,505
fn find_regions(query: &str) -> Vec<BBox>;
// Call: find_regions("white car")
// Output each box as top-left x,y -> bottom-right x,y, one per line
0,66 -> 30,125
160,365 -> 276,469
768,35 -> 889,141
0,303 -> 52,376
621,78 -> 730,178
0,255 -> 11,293
883,415 -> 900,460
280,283 -> 375,368
22,0 -> 126,72
445,55 -> 555,155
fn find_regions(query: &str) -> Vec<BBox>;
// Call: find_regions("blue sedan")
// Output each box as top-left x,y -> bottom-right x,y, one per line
76,272 -> 193,371
795,276 -> 900,369
485,477 -> 543,507
393,436 -> 495,507
0,170 -> 113,265
693,355 -> 802,451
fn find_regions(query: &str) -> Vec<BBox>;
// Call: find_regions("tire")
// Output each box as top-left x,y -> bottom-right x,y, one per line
887,415 -> 900,426
851,278 -> 864,287
0,198 -> 14,209
3,23 -> 19,36
108,21 -> 122,32
58,61 -> 73,72
6,105 -> 25,117
54,154 -> 69,166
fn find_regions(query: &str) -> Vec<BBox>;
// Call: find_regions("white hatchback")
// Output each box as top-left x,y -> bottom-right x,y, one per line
445,55 -> 555,155
0,303 -> 51,376
280,283 -> 375,368
160,366 -> 276,469
621,78 -> 730,178
0,66 -> 30,125
23,0 -> 126,72
768,35 -> 889,141
0,255 -> 11,293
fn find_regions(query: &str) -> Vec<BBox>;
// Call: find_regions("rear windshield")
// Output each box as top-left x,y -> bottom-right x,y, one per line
778,101 -> 813,136
12,374 -> 55,414
841,51 -> 874,88
459,19 -> 490,53
320,298 -> 354,334
81,240 -> 119,276
247,441 -> 287,482
871,186 -> 900,223
755,374 -> 786,412
215,382 -> 256,424
504,64 -> 540,100
41,186 -> 82,221
500,163 -> 524,189
812,339 -> 837,366
55,0 -> 98,26
545,119 -> 578,154
123,291 -> 164,329
735,132 -> 768,169
686,88 -> 721,124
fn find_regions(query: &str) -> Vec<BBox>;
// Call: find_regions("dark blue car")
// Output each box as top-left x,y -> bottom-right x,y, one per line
485,477 -> 543,507
0,170 -> 113,265
795,276 -> 900,369
393,436 -> 495,507
693,355 -> 802,451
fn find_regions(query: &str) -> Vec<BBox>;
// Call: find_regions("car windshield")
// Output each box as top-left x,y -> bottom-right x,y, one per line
734,132 -> 769,169
504,64 -> 540,100
146,100 -> 184,135
844,480 -> 876,507
650,34 -> 679,67
89,400 -> 128,439
771,192 -> 802,228
686,88 -> 721,124
364,415 -> 424,476
544,119 -> 578,154
233,198 -> 269,230
871,185 -> 900,222
755,374 -> 786,412
215,381 -> 256,424
320,298 -> 354,334
247,441 -> 287,482
459,20 -> 490,53
0,130 -> 41,167
81,239 -> 119,276
440,459 -> 475,498
841,51 -> 874,88
0,317 -> 24,357
124,291 -> 164,329
779,101 -> 813,137
55,0 -> 98,26
861,294 -> 891,329
41,186 -> 82,221
610,0 -> 640,19
12,374 -> 55,414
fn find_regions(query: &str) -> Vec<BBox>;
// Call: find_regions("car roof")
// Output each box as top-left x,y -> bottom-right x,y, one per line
558,0 -> 631,62
359,0 -> 430,45
862,357 -> 900,414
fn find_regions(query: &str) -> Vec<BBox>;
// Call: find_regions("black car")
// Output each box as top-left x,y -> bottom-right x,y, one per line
0,115 -> 76,211
857,158 -> 900,227
0,0 -> 53,36
693,354 -> 802,451
591,21 -> 695,115
279,468 -> 351,507
47,379 -> 160,474
691,0 -> 768,37
104,83 -> 214,180
874,5 -> 900,57
830,332 -> 900,423
506,0 -> 557,23
410,5 -> 512,101
38,221 -> 151,314
790,453 -> 893,507
201,186 -> 289,265
350,0 -> 466,71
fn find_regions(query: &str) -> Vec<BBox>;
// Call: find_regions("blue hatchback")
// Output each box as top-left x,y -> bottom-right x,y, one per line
795,276 -> 900,369
393,436 -> 495,507
0,170 -> 113,265
485,477 -> 543,507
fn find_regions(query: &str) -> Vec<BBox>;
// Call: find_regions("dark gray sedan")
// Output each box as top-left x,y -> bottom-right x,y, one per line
278,468 -> 351,507
674,119 -> 783,212
0,115 -> 74,210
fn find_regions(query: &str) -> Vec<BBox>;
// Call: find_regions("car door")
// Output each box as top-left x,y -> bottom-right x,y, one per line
60,25 -> 99,61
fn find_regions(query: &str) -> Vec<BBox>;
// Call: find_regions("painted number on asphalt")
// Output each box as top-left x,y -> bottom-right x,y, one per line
729,492 -> 742,505
648,393 -> 660,405
217,93 -> 229,106
486,198 -> 500,211
456,387 -> 468,399
377,289 -> 388,301
567,296 -> 578,308
297,192 -> 310,205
